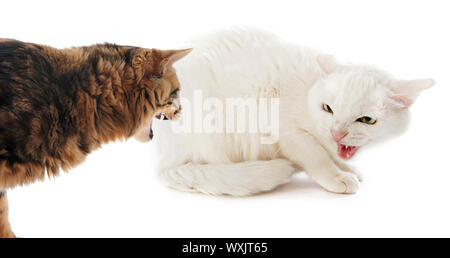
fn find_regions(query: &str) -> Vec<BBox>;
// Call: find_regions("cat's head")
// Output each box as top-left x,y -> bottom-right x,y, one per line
129,48 -> 192,142
308,55 -> 434,160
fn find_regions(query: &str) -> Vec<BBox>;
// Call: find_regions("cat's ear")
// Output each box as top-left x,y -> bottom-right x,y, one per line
159,48 -> 193,75
317,55 -> 339,74
390,79 -> 435,108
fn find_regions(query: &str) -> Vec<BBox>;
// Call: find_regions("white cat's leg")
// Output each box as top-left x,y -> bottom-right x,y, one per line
333,160 -> 363,182
280,133 -> 359,194
158,159 -> 296,196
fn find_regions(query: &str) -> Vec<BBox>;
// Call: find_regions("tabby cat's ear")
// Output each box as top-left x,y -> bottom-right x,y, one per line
159,48 -> 193,75
390,79 -> 435,108
317,55 -> 339,74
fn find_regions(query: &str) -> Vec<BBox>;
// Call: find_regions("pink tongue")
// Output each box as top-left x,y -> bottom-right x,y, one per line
338,144 -> 357,159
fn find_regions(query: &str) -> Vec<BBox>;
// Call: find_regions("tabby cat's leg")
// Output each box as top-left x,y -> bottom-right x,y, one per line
0,191 -> 15,238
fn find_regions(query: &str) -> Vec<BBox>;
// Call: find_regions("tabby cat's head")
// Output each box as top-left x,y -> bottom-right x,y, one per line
129,48 -> 192,142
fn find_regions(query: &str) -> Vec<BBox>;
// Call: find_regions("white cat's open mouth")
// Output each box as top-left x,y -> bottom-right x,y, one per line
338,144 -> 359,160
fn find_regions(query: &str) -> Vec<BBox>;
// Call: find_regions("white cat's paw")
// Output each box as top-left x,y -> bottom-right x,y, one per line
352,170 -> 363,182
335,162 -> 363,182
321,173 -> 359,194
342,166 -> 363,182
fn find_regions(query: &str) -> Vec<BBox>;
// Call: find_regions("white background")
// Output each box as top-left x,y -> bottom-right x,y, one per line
1,0 -> 449,237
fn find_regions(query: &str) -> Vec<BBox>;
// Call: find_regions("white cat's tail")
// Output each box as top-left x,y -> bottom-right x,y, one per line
158,159 -> 296,196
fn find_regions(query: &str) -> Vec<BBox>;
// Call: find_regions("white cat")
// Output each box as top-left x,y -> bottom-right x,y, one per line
152,28 -> 434,196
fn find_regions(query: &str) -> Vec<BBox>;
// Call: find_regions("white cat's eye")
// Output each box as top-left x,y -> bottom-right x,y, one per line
322,104 -> 333,114
356,116 -> 377,125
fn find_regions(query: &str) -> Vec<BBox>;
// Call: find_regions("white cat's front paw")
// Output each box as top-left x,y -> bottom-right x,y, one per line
335,162 -> 363,182
320,173 -> 359,194
352,170 -> 363,182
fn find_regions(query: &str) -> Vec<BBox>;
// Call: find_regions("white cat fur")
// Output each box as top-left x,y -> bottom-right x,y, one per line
152,28 -> 434,196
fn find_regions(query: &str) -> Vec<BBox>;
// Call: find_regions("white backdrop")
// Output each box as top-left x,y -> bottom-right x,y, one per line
1,0 -> 449,237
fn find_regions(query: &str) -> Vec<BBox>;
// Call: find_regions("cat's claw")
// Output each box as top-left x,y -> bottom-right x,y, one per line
321,173 -> 359,194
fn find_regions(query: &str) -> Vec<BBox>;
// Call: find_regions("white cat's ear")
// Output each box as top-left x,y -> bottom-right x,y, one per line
390,79 -> 435,108
317,55 -> 339,74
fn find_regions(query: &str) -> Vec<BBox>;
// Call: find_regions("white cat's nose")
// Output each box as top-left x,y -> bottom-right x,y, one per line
331,130 -> 348,142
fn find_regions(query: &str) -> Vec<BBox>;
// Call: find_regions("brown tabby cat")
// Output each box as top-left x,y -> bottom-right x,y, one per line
0,39 -> 191,237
